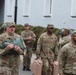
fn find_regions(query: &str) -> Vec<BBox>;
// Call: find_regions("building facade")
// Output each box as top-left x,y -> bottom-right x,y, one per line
0,0 -> 76,29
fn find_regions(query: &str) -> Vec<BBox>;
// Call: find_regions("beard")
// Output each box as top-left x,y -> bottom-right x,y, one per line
47,30 -> 53,35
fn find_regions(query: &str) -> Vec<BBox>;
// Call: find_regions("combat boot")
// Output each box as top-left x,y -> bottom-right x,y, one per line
22,66 -> 26,71
26,68 -> 31,71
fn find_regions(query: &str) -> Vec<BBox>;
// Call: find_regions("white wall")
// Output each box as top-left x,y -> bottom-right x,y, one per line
51,0 -> 76,29
17,0 -> 52,27
4,0 -> 15,23
4,0 -> 76,29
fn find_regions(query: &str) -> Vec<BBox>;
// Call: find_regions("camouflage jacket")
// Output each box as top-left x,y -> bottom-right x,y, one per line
59,41 -> 76,74
21,30 -> 36,47
0,32 -> 26,66
58,34 -> 71,49
36,32 -> 58,62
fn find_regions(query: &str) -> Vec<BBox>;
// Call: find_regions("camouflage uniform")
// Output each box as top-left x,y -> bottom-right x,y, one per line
58,34 -> 71,49
59,31 -> 76,75
58,29 -> 71,49
0,22 -> 26,75
36,31 -> 58,75
21,26 -> 36,70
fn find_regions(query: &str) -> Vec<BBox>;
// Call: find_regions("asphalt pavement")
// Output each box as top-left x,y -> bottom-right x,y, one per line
19,53 -> 37,75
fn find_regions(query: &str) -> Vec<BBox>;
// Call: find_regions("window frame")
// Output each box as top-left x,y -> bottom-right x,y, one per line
71,0 -> 76,18
43,0 -> 52,17
23,0 -> 30,17
7,0 -> 13,17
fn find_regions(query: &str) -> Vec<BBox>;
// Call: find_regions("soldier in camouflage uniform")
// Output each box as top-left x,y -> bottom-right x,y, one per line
58,28 -> 71,49
0,22 -> 26,75
59,30 -> 76,75
36,24 -> 58,75
21,23 -> 36,71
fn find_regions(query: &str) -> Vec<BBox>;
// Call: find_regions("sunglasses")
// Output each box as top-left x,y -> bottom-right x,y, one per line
9,26 -> 15,28
48,28 -> 54,29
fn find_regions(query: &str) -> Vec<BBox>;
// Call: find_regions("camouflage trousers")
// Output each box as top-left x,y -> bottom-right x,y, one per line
0,66 -> 11,75
11,65 -> 19,75
41,58 -> 53,75
23,47 -> 32,68
0,66 -> 19,75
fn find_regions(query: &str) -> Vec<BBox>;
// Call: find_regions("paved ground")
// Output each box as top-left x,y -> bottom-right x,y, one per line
19,53 -> 37,75
19,53 -> 59,75
19,63 -> 32,75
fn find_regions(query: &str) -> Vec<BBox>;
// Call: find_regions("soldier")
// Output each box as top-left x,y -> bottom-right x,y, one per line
0,22 -> 26,75
21,23 -> 36,71
36,24 -> 58,75
58,28 -> 71,49
59,30 -> 76,75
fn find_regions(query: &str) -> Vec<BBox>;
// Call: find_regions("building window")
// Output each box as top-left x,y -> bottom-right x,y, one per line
7,0 -> 13,17
44,0 -> 52,17
23,0 -> 30,17
71,0 -> 76,18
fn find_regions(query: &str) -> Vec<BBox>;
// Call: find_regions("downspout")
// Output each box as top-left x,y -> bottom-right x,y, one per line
14,0 -> 17,24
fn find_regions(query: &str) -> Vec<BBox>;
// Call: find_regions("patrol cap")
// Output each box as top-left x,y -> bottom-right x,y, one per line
6,22 -> 15,27
24,23 -> 30,27
64,28 -> 70,32
62,28 -> 70,33
71,30 -> 76,36
47,24 -> 54,28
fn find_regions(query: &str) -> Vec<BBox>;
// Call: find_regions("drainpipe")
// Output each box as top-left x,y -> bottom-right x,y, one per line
14,0 -> 17,24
